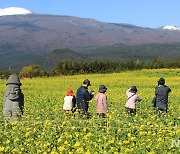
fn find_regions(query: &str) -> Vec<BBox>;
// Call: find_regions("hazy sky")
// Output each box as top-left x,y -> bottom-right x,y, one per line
1,0 -> 180,28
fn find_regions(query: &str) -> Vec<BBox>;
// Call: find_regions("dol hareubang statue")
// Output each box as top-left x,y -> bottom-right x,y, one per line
3,74 -> 24,121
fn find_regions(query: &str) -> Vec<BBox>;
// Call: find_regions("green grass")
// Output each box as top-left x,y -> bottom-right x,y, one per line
0,69 -> 179,153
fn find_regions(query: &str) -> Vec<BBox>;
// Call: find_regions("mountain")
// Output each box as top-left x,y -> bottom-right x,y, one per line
0,7 -> 180,71
35,48 -> 84,70
83,44 -> 180,61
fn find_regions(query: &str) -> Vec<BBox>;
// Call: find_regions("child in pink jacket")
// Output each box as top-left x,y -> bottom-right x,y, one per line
95,85 -> 108,118
125,86 -> 141,115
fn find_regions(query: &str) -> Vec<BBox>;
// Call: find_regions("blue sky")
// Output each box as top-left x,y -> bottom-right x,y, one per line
1,0 -> 180,28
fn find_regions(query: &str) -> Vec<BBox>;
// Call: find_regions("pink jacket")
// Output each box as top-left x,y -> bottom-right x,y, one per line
95,93 -> 108,113
125,89 -> 141,109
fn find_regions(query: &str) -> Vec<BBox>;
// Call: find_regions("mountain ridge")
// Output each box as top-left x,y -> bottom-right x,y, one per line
0,9 -> 180,71
1,14 -> 180,53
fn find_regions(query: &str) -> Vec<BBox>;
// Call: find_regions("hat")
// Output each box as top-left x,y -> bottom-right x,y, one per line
6,74 -> 21,86
98,85 -> 107,93
66,89 -> 74,96
158,78 -> 165,85
83,79 -> 91,86
130,86 -> 137,93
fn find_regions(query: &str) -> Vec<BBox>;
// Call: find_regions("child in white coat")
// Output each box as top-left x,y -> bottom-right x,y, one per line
63,89 -> 76,113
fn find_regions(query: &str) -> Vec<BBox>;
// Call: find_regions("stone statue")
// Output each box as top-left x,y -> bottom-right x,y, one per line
3,74 -> 24,121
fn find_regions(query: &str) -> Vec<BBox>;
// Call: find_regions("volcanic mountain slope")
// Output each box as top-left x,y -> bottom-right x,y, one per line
1,13 -> 180,54
0,8 -> 180,71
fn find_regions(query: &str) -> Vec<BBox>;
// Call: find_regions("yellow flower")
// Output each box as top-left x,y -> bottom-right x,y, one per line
157,138 -> 164,142
85,150 -> 91,154
123,140 -> 129,144
0,147 -> 5,152
147,122 -> 151,125
33,128 -> 36,132
12,125 -> 17,130
124,148 -> 132,153
76,147 -> 83,153
83,128 -> 87,132
86,132 -> 92,137
74,141 -> 81,147
71,126 -> 75,130
67,134 -> 72,139
45,120 -> 52,126
109,138 -> 115,144
14,138 -> 19,142
6,140 -> 10,144
127,133 -> 131,137
57,146 -> 65,152
61,121 -> 66,126
37,149 -> 42,153
118,141 -> 122,145
51,152 -> 58,154
83,136 -> 88,140
139,131 -> 146,135
21,148 -> 25,151
35,141 -> 40,146
25,132 -> 30,137
57,138 -> 62,143
98,138 -> 102,143
26,127 -> 31,131
130,137 -> 135,141
43,143 -> 51,148
117,128 -> 121,133
168,122 -> 173,126
11,148 -> 18,153
148,151 -> 155,154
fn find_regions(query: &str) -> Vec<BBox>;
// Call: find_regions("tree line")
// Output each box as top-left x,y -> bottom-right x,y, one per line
0,58 -> 179,78
53,58 -> 180,75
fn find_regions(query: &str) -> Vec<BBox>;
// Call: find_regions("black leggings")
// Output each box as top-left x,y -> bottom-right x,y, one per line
125,108 -> 136,116
97,113 -> 106,118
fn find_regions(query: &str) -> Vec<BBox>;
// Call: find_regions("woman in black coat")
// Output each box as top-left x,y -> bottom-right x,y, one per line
153,78 -> 171,114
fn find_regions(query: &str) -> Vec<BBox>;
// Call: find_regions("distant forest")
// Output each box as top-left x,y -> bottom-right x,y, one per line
36,44 -> 180,71
51,58 -> 180,75
0,58 -> 179,79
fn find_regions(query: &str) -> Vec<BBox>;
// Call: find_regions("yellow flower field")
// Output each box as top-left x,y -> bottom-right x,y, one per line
0,69 -> 179,153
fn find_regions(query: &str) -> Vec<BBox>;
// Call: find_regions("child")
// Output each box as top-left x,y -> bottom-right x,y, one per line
63,89 -> 76,113
95,85 -> 108,118
125,86 -> 141,115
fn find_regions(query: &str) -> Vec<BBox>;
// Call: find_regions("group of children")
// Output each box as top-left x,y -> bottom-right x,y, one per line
63,77 -> 171,117
63,84 -> 141,117
63,84 -> 108,118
